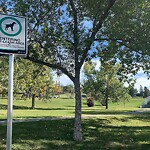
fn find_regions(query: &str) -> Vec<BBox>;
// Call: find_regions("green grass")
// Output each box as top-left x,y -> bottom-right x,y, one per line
0,96 -> 150,149
0,115 -> 150,150
0,97 -> 75,120
0,97 -> 144,120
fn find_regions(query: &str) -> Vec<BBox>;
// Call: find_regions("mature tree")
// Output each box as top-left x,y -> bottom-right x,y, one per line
63,84 -> 74,93
143,86 -> 150,98
83,62 -> 130,109
128,86 -> 138,97
53,82 -> 63,96
14,58 -> 54,109
1,0 -> 149,141
0,56 -> 54,108
0,56 -> 8,97
63,84 -> 74,98
139,85 -> 144,97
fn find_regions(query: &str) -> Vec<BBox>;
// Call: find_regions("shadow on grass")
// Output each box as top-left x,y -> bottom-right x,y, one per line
0,104 -> 74,111
82,110 -> 128,115
0,115 -> 150,150
0,104 -> 7,110
0,104 -> 31,110
82,118 -> 150,150
127,114 -> 150,122
35,107 -> 73,111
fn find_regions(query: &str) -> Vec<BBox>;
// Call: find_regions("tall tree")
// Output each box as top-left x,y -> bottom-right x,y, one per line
128,86 -> 138,97
139,85 -> 144,97
62,84 -> 74,98
1,0 -> 149,141
83,62 -> 130,109
53,82 -> 63,96
63,84 -> 74,93
0,56 -> 8,97
143,86 -> 150,98
14,58 -> 54,109
0,56 -> 54,108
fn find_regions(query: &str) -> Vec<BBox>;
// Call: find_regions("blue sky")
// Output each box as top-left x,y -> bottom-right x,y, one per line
53,60 -> 150,91
134,72 -> 150,90
53,71 -> 150,91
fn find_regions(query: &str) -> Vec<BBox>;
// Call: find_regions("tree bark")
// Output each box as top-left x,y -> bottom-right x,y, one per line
73,73 -> 82,141
31,94 -> 35,109
105,97 -> 108,109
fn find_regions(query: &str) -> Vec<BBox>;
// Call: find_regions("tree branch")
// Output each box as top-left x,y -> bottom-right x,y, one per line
69,0 -> 79,70
31,9 -> 50,32
79,0 -> 117,67
91,0 -> 116,40
94,37 -> 143,55
69,0 -> 78,46
94,38 -> 130,43
69,0 -> 76,13
25,56 -> 75,82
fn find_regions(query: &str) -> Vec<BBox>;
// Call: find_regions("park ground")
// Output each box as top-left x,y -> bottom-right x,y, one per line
0,96 -> 150,150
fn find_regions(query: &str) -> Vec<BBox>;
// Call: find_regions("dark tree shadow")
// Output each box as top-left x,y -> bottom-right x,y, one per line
0,115 -> 150,150
0,104 -> 75,111
82,110 -> 128,115
0,104 -> 31,110
35,107 -> 73,111
0,104 -> 7,110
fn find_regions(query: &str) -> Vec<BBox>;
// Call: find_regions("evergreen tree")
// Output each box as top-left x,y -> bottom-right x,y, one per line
139,85 -> 144,97
143,86 -> 150,98
128,86 -> 138,97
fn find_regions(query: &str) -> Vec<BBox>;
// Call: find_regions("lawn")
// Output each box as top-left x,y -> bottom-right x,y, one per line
0,96 -> 150,149
0,96 -> 144,120
0,97 -> 76,120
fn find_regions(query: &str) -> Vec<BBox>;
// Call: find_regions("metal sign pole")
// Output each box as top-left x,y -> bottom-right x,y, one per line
6,54 -> 14,150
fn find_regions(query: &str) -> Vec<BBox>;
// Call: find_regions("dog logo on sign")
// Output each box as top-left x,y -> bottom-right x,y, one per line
5,22 -> 16,31
0,16 -> 22,37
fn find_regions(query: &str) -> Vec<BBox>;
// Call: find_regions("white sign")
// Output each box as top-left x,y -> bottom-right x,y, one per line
0,13 -> 27,55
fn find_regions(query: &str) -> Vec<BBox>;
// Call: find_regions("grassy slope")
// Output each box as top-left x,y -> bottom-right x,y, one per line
0,97 -> 150,150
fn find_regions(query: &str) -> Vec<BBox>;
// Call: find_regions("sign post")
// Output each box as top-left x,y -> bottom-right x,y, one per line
6,54 -> 14,150
0,13 -> 27,150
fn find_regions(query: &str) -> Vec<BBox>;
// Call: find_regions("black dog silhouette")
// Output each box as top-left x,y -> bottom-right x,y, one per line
5,22 -> 16,31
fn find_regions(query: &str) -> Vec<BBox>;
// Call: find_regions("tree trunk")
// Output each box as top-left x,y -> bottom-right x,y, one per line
73,75 -> 82,141
31,94 -> 35,109
105,97 -> 108,109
